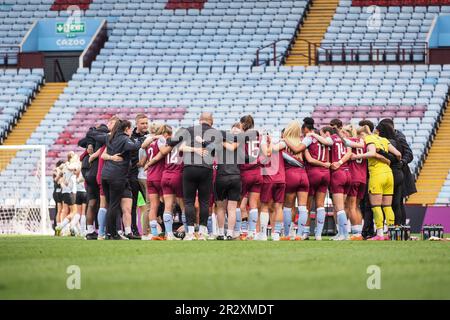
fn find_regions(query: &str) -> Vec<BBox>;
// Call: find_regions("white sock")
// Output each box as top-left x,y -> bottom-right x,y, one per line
211,213 -> 218,235
80,215 -> 86,233
188,226 -> 195,234
351,224 -> 362,235
227,229 -> 234,237
260,212 -> 269,236
219,227 -> 225,236
70,213 -> 81,227
377,228 -> 384,237
61,218 -> 70,228
87,225 -> 94,234
199,225 -> 208,235
125,226 -> 132,235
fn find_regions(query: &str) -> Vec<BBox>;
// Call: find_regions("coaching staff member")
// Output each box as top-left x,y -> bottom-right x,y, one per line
179,112 -> 222,240
379,118 -> 416,225
129,113 -> 149,235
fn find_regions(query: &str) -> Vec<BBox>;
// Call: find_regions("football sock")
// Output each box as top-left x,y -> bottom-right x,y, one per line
274,221 -> 282,235
315,207 -> 326,238
181,212 -> 187,231
248,209 -> 258,233
282,207 -> 292,237
351,224 -> 362,235
207,216 -> 213,234
234,208 -> 242,233
60,217 -> 70,229
70,213 -> 81,228
87,225 -> 94,234
372,206 -> 384,231
150,220 -> 158,236
187,226 -> 195,234
219,227 -> 225,236
382,206 -> 395,226
97,208 -> 107,236
260,211 -> 269,236
80,215 -> 86,234
241,218 -> 248,233
163,212 -> 173,235
337,210 -> 348,238
297,206 -> 308,235
125,226 -> 132,235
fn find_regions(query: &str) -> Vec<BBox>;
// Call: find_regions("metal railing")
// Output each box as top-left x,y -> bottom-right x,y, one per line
253,0 -> 315,67
54,59 -> 66,82
0,45 -> 19,66
316,40 -> 429,65
254,39 -> 291,67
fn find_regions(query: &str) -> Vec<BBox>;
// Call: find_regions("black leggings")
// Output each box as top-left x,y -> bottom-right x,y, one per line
183,166 -> 213,227
392,169 -> 404,225
129,177 -> 144,233
102,177 -> 126,236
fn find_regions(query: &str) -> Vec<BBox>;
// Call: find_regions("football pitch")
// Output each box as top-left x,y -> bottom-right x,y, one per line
0,236 -> 449,300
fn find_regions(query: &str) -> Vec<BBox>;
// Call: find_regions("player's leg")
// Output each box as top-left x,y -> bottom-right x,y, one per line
331,192 -> 349,240
182,167 -> 199,240
313,192 -> 327,240
247,191 -> 260,239
391,170 -> 404,225
368,174 -> 384,240
138,178 -> 150,236
129,178 -> 141,235
162,193 -> 177,240
238,196 -> 248,238
148,185 -> 162,239
283,192 -> 296,239
215,200 -> 226,239
270,184 -> 285,241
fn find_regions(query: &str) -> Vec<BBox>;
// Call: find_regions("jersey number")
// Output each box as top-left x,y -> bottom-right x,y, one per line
355,148 -> 363,164
247,140 -> 260,158
316,144 -> 327,162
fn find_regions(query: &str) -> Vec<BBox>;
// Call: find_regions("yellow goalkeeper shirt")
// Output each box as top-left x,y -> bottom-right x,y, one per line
364,134 -> 392,175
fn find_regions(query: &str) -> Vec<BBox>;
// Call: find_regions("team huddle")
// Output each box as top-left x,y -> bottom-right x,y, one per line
52,111 -> 415,241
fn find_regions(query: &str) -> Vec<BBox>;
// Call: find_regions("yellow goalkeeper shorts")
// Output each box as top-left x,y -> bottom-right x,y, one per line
368,171 -> 394,196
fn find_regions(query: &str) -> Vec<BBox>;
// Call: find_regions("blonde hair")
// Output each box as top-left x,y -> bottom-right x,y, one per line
357,125 -> 372,136
343,124 -> 357,138
149,122 -> 163,134
283,121 -> 302,153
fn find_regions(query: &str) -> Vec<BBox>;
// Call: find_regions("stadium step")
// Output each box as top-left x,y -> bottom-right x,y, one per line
284,0 -> 340,66
408,97 -> 450,205
0,82 -> 67,171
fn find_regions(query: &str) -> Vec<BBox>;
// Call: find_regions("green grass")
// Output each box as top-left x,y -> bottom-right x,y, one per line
0,236 -> 449,299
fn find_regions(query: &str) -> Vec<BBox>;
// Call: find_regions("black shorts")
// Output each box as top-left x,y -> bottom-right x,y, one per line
85,177 -> 99,202
75,191 -> 87,205
53,191 -> 62,203
215,175 -> 241,202
62,193 -> 74,206
122,181 -> 133,199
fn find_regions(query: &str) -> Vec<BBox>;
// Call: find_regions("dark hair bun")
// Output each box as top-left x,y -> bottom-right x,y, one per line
303,117 -> 314,125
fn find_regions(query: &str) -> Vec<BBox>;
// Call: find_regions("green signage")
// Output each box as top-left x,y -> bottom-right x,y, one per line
56,22 -> 85,34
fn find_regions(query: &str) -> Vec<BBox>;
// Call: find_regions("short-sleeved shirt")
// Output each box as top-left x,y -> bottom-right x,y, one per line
260,139 -> 285,184
364,134 -> 391,175
146,137 -> 166,182
348,137 -> 367,184
137,148 -> 147,180
305,136 -> 329,171
330,134 -> 349,168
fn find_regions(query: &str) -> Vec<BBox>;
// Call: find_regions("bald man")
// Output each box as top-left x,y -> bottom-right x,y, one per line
178,112 -> 222,240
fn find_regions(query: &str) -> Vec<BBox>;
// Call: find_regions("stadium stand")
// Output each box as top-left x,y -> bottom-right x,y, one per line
0,68 -> 44,143
50,0 -> 93,12
313,0 -> 450,64
0,0 -> 450,206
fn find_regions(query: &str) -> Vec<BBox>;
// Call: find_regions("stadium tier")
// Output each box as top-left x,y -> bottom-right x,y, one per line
1,0 -> 450,206
0,68 -> 44,142
92,0 -> 307,68
317,0 -> 450,63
